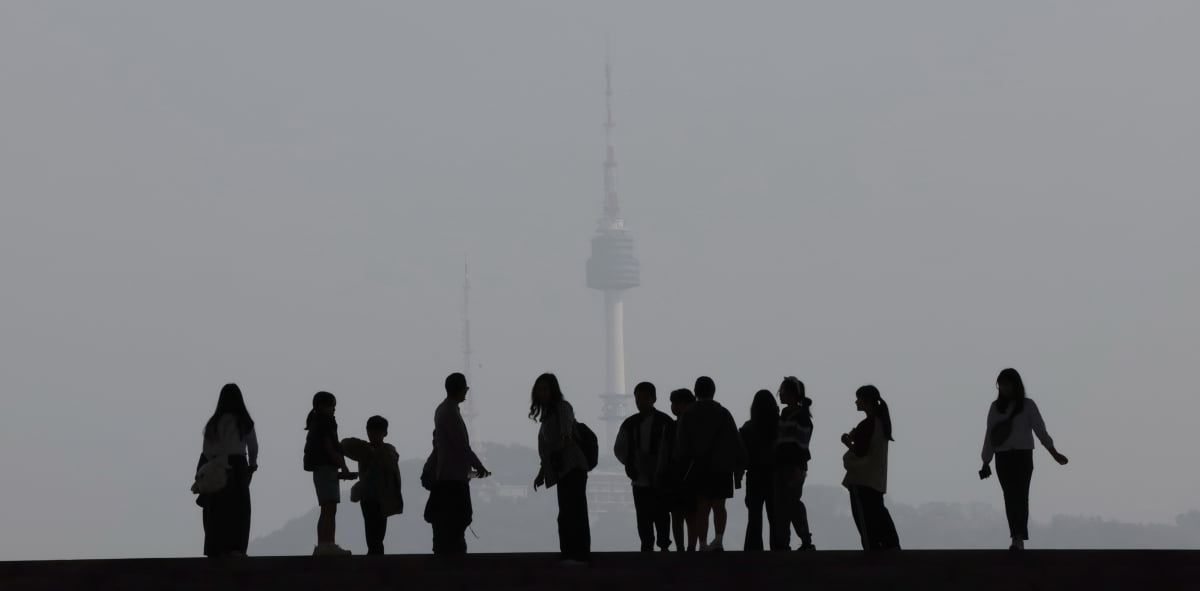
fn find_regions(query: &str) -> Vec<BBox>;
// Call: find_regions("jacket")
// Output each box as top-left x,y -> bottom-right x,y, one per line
341,438 -> 404,516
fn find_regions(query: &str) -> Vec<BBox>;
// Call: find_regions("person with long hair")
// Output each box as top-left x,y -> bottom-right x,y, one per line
658,388 -> 697,551
738,390 -> 779,551
840,385 -> 899,551
774,376 -> 815,551
199,383 -> 258,558
530,373 -> 591,565
979,368 -> 1069,550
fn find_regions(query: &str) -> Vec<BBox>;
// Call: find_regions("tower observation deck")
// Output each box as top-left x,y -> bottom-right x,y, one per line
587,53 -> 640,453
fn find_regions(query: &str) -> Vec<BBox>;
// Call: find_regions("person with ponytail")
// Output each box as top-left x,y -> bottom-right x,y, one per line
774,376 -> 815,551
979,368 -> 1068,550
840,385 -> 900,551
199,383 -> 258,557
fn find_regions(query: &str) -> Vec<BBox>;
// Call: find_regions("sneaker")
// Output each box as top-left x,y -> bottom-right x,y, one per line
797,543 -> 816,552
312,543 -> 352,557
702,540 -> 724,552
1008,540 -> 1024,551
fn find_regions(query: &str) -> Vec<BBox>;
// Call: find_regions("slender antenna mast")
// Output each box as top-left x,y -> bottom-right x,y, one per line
603,40 -> 620,224
461,260 -> 477,440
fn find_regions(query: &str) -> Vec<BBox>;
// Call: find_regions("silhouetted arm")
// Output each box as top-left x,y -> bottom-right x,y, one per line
613,419 -> 631,467
245,427 -> 259,470
850,419 -> 872,458
1028,400 -> 1066,463
981,404 -> 998,465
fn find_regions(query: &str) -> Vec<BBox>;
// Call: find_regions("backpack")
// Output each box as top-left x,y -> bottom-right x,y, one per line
574,421 -> 599,472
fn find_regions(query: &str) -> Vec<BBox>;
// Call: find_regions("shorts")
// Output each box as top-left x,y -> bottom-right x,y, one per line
313,465 -> 341,504
695,471 -> 734,500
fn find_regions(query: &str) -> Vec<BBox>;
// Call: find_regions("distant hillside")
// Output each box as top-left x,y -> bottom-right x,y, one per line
251,443 -> 1200,555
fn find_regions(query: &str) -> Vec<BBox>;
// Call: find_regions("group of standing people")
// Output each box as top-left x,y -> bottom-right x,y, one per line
192,367 -> 1067,559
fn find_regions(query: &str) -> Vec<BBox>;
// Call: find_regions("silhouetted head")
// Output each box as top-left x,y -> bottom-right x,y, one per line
750,389 -> 779,428
528,373 -> 565,422
669,388 -> 696,418
695,376 -> 716,401
205,383 -> 254,441
779,376 -> 813,418
313,391 -> 336,417
634,381 -> 657,413
995,367 -> 1026,413
855,385 -> 893,441
366,415 -> 388,444
445,372 -> 469,403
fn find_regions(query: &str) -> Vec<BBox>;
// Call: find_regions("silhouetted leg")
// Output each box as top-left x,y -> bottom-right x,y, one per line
653,492 -> 672,551
770,470 -> 791,551
791,471 -> 812,546
996,450 -> 1033,541
361,500 -> 385,555
557,470 -> 590,561
632,486 -> 655,551
229,458 -> 251,554
744,472 -> 765,551
430,481 -> 470,555
847,485 -> 870,550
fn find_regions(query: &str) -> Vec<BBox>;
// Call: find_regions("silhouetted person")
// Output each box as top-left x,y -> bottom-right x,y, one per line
427,372 -> 490,555
675,376 -> 747,552
660,388 -> 697,551
979,367 -> 1069,550
530,373 -> 591,565
199,383 -> 257,558
614,381 -> 674,552
774,376 -> 815,551
304,391 -> 353,556
342,415 -> 403,555
738,390 -> 779,551
841,385 -> 899,551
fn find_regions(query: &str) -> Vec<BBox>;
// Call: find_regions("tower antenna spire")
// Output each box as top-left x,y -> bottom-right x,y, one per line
461,259 -> 477,441
603,40 -> 620,223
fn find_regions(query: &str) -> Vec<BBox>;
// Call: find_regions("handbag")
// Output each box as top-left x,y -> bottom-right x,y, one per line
191,455 -> 228,495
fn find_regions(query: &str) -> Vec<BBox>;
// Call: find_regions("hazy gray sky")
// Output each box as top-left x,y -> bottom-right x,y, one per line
2,1 -> 1198,559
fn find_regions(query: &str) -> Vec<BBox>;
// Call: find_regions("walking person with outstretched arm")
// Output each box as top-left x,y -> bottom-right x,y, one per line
774,376 -> 815,551
197,383 -> 258,558
614,381 -> 674,552
426,372 -> 490,555
979,367 -> 1069,550
530,373 -> 592,565
841,385 -> 900,551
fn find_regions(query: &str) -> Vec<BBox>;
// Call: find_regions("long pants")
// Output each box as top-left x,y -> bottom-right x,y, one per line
360,499 -> 386,555
202,455 -> 251,557
632,486 -> 671,551
743,468 -> 776,551
427,480 -> 472,555
772,468 -> 812,550
556,469 -> 591,561
996,449 -> 1034,541
847,484 -> 900,550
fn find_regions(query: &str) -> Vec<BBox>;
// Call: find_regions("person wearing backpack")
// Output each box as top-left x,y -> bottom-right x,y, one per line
674,376 -> 747,552
341,415 -> 403,555
530,373 -> 591,565
614,381 -> 674,552
979,368 -> 1069,550
197,383 -> 258,558
737,390 -> 779,551
774,377 -> 815,551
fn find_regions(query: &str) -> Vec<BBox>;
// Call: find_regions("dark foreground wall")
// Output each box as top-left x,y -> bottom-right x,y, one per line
2,551 -> 1195,591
